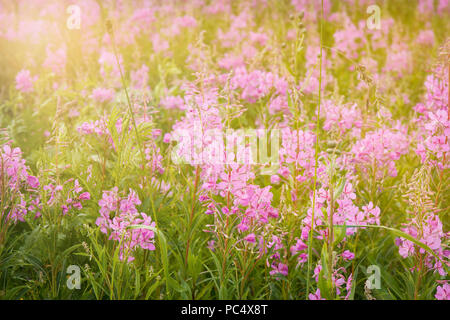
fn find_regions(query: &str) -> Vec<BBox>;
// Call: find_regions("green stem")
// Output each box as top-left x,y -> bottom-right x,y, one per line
107,21 -> 146,166
306,0 -> 324,299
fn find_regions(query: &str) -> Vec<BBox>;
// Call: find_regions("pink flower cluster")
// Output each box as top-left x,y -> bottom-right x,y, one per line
131,64 -> 150,91
310,261 -> 354,300
333,16 -> 366,60
167,90 -> 223,165
299,182 -> 380,244
160,95 -> 186,110
416,29 -> 435,46
91,88 -> 115,103
415,67 -> 449,170
383,42 -> 412,78
321,100 -> 363,136
348,127 -> 410,179
43,179 -> 90,215
229,67 -> 288,103
418,0 -> 450,15
43,45 -> 67,76
77,116 -> 123,150
15,69 -> 37,93
395,213 -> 448,276
277,128 -> 317,185
201,164 -> 279,233
435,283 -> 449,300
0,144 -> 41,222
96,188 -> 156,261
144,140 -> 164,175
295,181 -> 365,299
98,50 -> 123,88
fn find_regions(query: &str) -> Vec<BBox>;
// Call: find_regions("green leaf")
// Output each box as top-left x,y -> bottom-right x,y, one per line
348,267 -> 358,300
317,243 -> 333,300
333,178 -> 346,200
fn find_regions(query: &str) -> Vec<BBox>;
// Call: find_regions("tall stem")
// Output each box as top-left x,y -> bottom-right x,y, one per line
185,165 -> 200,267
306,0 -> 324,299
106,21 -> 145,166
328,182 -> 334,298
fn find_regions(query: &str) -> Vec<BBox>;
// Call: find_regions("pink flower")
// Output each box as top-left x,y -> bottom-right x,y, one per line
175,15 -> 198,28
349,128 -> 409,179
416,29 -> 435,46
244,233 -> 256,243
152,34 -> 169,53
333,16 -> 366,60
79,192 -> 91,201
0,143 -> 40,223
309,289 -> 325,300
207,240 -> 215,251
15,69 -> 36,93
270,175 -> 280,184
27,175 -> 40,188
131,64 -> 149,90
290,239 -> 308,255
320,100 -> 362,134
160,96 -> 185,110
270,263 -> 288,276
435,283 -> 449,300
362,202 -> 381,225
96,188 -> 156,261
397,237 -> 415,258
91,88 -> 115,103
43,45 -> 66,75
342,250 -> 355,261
383,42 -> 412,77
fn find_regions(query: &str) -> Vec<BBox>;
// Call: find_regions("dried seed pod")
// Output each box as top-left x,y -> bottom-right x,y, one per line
106,20 -> 113,35
326,148 -> 341,155
327,140 -> 338,148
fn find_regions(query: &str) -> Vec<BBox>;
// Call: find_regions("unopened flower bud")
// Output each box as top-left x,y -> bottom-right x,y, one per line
327,140 -> 338,148
106,20 -> 113,35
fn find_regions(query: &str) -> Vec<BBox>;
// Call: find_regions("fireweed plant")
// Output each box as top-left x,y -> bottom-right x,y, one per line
0,0 -> 448,300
